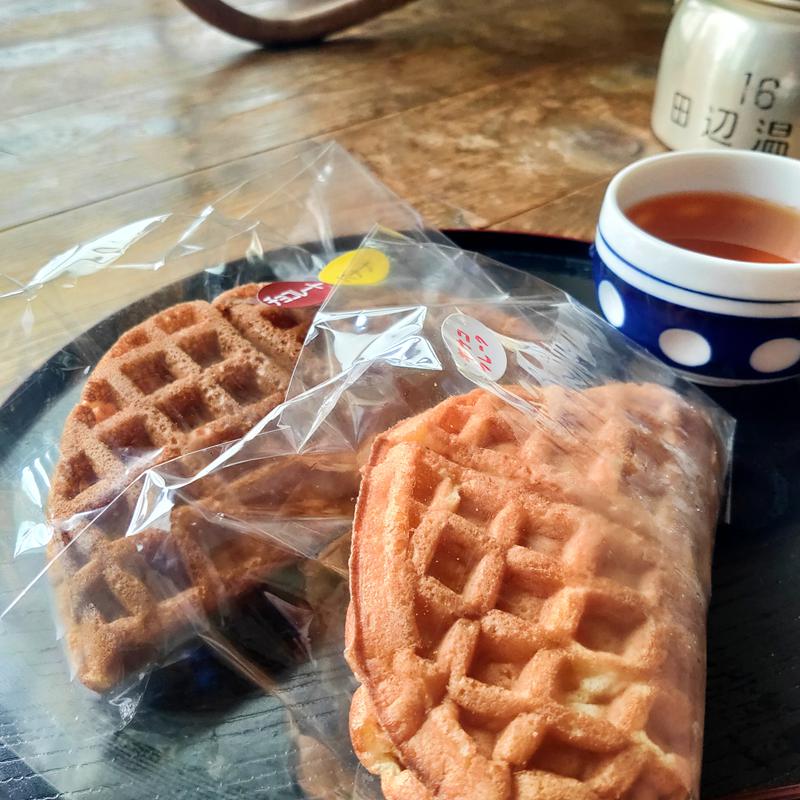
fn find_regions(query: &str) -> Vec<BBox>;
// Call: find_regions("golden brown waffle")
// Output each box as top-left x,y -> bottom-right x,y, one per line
346,384 -> 724,800
212,282 -> 316,372
49,285 -> 314,522
48,505 -> 295,692
46,283 -> 320,691
48,451 -> 358,693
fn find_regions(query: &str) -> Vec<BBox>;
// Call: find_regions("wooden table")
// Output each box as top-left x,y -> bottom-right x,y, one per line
1,0 -> 668,273
0,0 -> 669,395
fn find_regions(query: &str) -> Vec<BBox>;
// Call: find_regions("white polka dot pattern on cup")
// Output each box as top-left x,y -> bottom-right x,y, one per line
749,338 -> 800,374
598,280 -> 625,327
658,328 -> 712,367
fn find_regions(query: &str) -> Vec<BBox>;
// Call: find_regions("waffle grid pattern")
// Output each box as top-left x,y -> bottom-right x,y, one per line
348,387 -> 720,800
50,289 -> 312,521
51,506 -> 292,692
50,450 -> 359,693
47,284 -> 316,691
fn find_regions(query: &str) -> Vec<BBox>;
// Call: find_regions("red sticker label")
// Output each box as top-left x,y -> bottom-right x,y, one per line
256,280 -> 332,309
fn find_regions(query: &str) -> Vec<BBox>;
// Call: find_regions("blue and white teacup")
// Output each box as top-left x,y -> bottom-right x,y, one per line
593,150 -> 800,386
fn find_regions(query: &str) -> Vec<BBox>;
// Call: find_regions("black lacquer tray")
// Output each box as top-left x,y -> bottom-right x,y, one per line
1,231 -> 798,800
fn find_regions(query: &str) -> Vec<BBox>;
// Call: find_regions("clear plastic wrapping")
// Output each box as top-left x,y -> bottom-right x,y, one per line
0,147 -> 733,800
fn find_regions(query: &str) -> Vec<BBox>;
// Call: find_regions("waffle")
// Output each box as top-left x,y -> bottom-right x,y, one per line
212,282 -> 317,372
49,450 -> 358,692
46,283 -> 319,691
49,285 -> 314,521
48,505 -> 296,692
346,384 -> 724,800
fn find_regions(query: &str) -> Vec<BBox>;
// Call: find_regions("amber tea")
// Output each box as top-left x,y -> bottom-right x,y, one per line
625,191 -> 800,264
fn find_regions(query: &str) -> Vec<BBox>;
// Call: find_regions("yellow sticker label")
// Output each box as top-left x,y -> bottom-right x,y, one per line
319,248 -> 390,286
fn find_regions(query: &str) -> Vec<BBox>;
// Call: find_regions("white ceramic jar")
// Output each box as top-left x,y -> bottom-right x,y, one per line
652,0 -> 800,158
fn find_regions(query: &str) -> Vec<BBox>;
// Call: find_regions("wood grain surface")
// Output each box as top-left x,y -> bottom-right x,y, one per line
1,0 -> 668,269
0,0 -> 671,398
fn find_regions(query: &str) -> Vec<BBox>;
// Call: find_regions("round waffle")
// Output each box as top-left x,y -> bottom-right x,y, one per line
346,384 -> 724,800
49,284 -> 315,521
46,283 -> 320,691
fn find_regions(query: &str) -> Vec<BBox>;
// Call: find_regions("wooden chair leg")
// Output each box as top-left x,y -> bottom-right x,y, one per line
178,0 -> 417,45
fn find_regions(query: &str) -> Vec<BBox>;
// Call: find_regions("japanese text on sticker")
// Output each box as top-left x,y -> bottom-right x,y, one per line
441,313 -> 507,381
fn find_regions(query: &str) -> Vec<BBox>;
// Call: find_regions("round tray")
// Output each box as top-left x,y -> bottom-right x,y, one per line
1,230 -> 798,800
